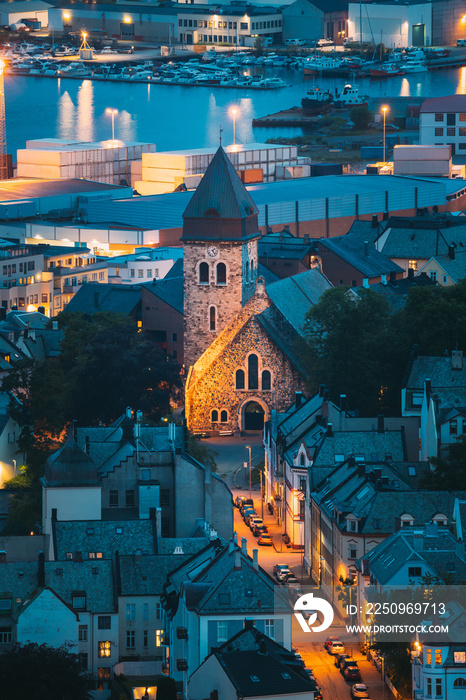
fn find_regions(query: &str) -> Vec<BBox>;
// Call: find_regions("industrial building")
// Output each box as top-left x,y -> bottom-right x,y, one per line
347,1 -> 433,47
0,0 -> 50,28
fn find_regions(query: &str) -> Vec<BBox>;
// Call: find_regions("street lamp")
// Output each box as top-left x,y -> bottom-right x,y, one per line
105,108 -> 118,142
245,444 -> 252,499
230,107 -> 238,145
381,105 -> 389,163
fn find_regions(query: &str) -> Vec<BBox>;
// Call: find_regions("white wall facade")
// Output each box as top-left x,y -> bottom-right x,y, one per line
420,109 -> 466,154
17,588 -> 78,648
348,3 -> 432,48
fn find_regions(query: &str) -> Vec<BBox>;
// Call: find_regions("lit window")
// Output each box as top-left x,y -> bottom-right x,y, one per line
98,641 -> 111,658
408,260 -> 418,270
435,649 -> 442,665
426,649 -> 432,665
156,629 -> 163,646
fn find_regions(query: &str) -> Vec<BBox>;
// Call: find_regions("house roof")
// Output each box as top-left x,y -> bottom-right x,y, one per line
312,429 -> 406,467
118,554 -> 192,596
364,272 -> 436,312
419,250 -> 466,283
43,434 -> 100,487
54,520 -> 157,560
376,225 -> 466,259
406,355 -> 466,390
266,267 -> 332,335
45,559 -> 116,613
420,95 -> 466,113
182,147 -> 258,223
64,282 -> 141,316
143,275 -> 183,314
318,234 -> 403,277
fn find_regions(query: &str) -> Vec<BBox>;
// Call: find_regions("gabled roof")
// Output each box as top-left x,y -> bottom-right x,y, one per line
54,519 -> 157,560
143,275 -> 183,314
420,95 -> 466,113
266,267 -> 332,334
318,234 -> 403,277
43,433 -> 100,487
418,250 -> 466,283
64,282 -> 141,316
406,354 -> 466,389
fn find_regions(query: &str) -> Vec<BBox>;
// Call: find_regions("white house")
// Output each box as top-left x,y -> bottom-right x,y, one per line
16,587 -> 78,649
420,95 -> 466,155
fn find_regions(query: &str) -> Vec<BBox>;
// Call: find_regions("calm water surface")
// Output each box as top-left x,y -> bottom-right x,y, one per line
6,65 -> 466,154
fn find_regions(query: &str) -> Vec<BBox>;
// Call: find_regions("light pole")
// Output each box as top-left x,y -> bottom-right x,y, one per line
381,105 -> 388,163
245,444 -> 252,499
230,107 -> 238,145
106,108 -> 118,143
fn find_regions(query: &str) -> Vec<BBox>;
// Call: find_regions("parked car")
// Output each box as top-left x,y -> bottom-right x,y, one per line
328,640 -> 345,655
285,573 -> 299,584
100,46 -> 118,54
258,533 -> 273,546
335,653 -> 351,669
340,659 -> 359,673
252,525 -> 267,537
351,684 -> 370,698
303,667 -> 316,681
344,665 -> 362,682
263,37 -> 273,46
318,37 -> 333,45
244,512 -> 257,526
249,517 -> 265,531
307,679 -> 323,700
273,564 -> 291,577
274,565 -> 292,582
457,38 -> 466,46
324,636 -> 341,650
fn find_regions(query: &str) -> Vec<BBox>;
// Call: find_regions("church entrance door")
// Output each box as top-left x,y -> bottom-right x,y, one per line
244,401 -> 265,430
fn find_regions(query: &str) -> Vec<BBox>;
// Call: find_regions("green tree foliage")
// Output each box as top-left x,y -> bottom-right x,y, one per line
422,435 -> 466,491
0,642 -> 94,700
301,286 -> 398,415
253,36 -> 265,55
370,641 -> 412,698
155,675 -> 177,700
350,105 -> 372,130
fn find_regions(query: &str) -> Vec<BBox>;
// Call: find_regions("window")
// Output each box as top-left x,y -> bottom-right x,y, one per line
125,490 -> 135,508
209,305 -> 216,331
447,127 -> 456,136
408,259 -> 418,270
264,619 -> 275,639
349,547 -> 357,559
435,128 -> 444,136
435,649 -> 442,665
72,596 -> 86,609
143,630 -> 148,647
454,677 -> 466,685
447,113 -> 456,126
248,354 -> 259,390
98,616 -> 111,630
211,409 -> 218,422
220,410 -> 228,422
156,629 -> 163,647
66,552 -> 73,560
427,678 -> 432,696
240,22 -> 248,29
126,604 -> 136,621
426,649 -> 431,665
172,332 -> 177,342
160,489 -> 170,506
126,630 -> 135,648
236,369 -> 245,390
443,275 -> 447,284
454,653 -> 466,664
109,490 -> 118,507
156,602 -> 162,620
98,641 -> 111,658
450,419 -> 458,435
246,260 -> 249,282
216,262 -> 226,284
217,621 -> 228,641
434,113 -> 443,122
348,520 -> 357,532
408,567 -> 422,577
262,370 -> 271,391
199,262 -> 209,284
435,678 -> 442,696
98,667 -> 110,680
79,625 -> 88,641
430,270 -> 437,282
130,269 -> 135,278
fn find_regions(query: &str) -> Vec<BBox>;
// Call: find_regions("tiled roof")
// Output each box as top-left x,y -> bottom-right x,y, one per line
45,560 -> 116,613
378,226 -> 466,259
406,355 -> 466,389
64,282 -> 141,316
420,95 -> 466,113
266,268 -> 332,335
365,273 -> 435,312
118,554 -> 190,595
318,234 -> 403,276
44,434 -> 99,487
143,275 -> 183,314
182,147 -> 258,222
420,250 -> 466,283
312,430 -> 406,467
54,520 -> 157,560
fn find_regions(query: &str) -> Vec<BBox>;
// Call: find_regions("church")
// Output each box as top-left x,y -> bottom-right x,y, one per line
183,147 -> 332,435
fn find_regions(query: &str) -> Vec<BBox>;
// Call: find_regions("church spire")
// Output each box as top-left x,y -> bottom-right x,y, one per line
182,147 -> 259,241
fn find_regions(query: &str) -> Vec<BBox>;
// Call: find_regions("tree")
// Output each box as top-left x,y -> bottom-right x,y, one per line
301,286 -> 400,415
253,36 -> 265,55
350,105 -> 372,130
0,642 -> 94,700
422,435 -> 466,491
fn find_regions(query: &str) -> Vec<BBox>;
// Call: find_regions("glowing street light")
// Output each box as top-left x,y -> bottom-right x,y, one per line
381,105 -> 389,163
245,444 -> 252,498
123,15 -> 132,23
105,108 -> 118,142
230,106 -> 238,145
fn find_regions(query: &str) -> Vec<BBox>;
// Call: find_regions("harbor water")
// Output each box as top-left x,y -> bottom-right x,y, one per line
7,64 -> 466,155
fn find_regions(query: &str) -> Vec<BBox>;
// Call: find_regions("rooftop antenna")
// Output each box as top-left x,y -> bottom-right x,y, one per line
219,124 -> 223,147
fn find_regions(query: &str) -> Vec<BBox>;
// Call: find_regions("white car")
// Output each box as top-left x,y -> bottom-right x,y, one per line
318,38 -> 334,46
100,47 -> 118,54
328,640 -> 345,654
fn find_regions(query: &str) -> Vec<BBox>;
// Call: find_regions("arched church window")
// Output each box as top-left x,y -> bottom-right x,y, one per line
199,262 -> 209,284
209,306 -> 216,331
220,410 -> 228,422
248,354 -> 259,390
246,261 -> 249,282
216,262 -> 226,285
235,369 -> 245,390
211,410 -> 218,422
262,370 -> 271,391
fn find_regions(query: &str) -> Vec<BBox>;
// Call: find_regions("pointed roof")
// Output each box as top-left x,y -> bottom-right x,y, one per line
43,433 -> 100,487
182,147 -> 259,242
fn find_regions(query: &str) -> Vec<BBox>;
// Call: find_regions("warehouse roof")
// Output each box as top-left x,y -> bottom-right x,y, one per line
0,1 -> 51,13
0,178 -> 126,202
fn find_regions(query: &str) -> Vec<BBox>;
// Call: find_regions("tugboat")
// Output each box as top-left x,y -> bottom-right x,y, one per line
301,86 -> 334,114
333,84 -> 368,108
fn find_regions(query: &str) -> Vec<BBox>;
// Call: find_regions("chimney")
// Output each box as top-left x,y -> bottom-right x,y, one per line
228,540 -> 235,554
348,455 -> 356,469
52,320 -> 58,330
412,531 -> 424,551
0,307 -> 6,321
38,551 -> 45,588
326,422 -> 333,437
448,244 -> 456,260
258,639 -> 267,655
38,305 -> 45,315
408,267 -> 414,280
340,394 -> 346,411
0,551 -> 6,564
389,271 -> 397,285
358,463 -> 366,477
319,384 -> 326,398
252,549 -> 259,570
295,391 -> 304,409
451,350 -> 463,370
377,415 -> 385,433
374,467 -> 382,481
94,291 -> 99,309
241,537 -> 248,554
371,214 -> 378,228
381,274 -> 387,285
425,378 -> 431,397
364,241 -> 370,256
383,210 -> 389,221
234,550 -> 242,571
304,233 -> 310,243
244,619 -> 254,630
362,278 -> 369,288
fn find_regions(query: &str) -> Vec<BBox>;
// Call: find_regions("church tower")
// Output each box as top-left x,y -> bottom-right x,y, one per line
182,147 -> 261,369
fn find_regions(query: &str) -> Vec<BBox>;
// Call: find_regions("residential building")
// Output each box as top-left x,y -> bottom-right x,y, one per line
417,249 -> 466,286
107,247 -> 182,284
420,95 -> 466,155
64,282 -> 142,324
411,625 -> 466,700
163,539 -> 292,697
177,5 -> 283,46
258,228 -> 315,279
188,625 -> 316,700
142,263 -> 184,364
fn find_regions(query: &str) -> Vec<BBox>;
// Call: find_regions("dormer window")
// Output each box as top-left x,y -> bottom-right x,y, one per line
204,208 -> 219,217
348,519 -> 357,532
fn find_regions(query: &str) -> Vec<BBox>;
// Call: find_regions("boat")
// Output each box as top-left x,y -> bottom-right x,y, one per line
402,59 -> 428,73
369,62 -> 404,77
59,62 -> 92,77
301,86 -> 333,113
260,77 -> 287,88
303,55 -> 344,75
333,84 -> 368,108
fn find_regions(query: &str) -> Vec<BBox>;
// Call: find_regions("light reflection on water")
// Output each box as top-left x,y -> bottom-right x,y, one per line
5,65 -> 466,153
